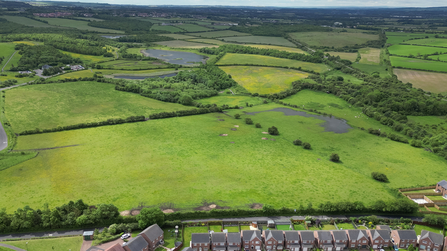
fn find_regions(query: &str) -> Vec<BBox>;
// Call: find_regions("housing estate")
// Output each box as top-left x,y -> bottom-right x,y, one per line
298,231 -> 316,251
367,230 -> 391,250
263,230 -> 285,251
212,232 -> 227,251
315,231 -> 333,251
331,230 -> 348,250
227,232 -> 242,251
420,230 -> 444,251
391,230 -> 417,249
284,231 -> 300,251
242,230 -> 262,251
117,224 -> 164,251
346,230 -> 369,249
192,233 -> 211,251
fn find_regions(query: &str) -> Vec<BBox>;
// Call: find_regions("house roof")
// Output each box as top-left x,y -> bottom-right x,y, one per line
105,243 -> 126,251
317,231 -> 333,241
377,225 -> 392,233
140,224 -> 164,241
242,230 -> 261,241
212,233 -> 226,243
284,231 -> 300,241
370,230 -> 390,241
122,235 -> 149,251
438,180 -> 447,190
331,231 -> 348,240
83,231 -> 94,236
421,230 -> 444,245
227,233 -> 242,243
394,230 -> 417,240
192,233 -> 210,243
265,230 -> 284,242
347,230 -> 368,241
298,231 -> 315,241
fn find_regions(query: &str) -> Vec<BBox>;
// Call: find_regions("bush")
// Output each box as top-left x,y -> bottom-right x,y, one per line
293,139 -> 302,146
234,114 -> 240,119
245,118 -> 253,125
255,123 -> 261,128
330,153 -> 340,162
303,142 -> 311,149
372,172 -> 388,182
410,140 -> 422,148
268,126 -> 279,135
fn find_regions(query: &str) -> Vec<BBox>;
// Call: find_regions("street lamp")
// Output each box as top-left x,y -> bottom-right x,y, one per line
26,241 -> 28,251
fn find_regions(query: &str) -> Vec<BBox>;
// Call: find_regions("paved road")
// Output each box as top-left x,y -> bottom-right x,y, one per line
0,243 -> 25,251
0,227 -> 103,241
1,51 -> 17,72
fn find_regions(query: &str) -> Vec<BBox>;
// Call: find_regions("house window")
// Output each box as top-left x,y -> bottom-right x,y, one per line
375,241 -> 378,243
435,244 -> 440,247
256,242 -> 260,244
423,241 -> 427,244
435,249 -> 438,251
268,242 -> 272,244
195,244 -> 197,247
295,241 -> 298,243
351,245 -> 355,248
245,241 -> 249,244
363,241 -> 366,243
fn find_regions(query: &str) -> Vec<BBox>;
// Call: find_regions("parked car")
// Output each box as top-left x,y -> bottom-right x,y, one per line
121,233 -> 131,239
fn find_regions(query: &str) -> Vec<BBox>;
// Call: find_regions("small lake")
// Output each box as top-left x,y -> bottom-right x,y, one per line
143,49 -> 207,65
114,73 -> 178,80
101,35 -> 127,39
246,107 -> 352,134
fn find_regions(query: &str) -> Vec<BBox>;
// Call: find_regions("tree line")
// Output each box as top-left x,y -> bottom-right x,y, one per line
116,34 -> 174,43
89,16 -> 156,34
228,24 -> 332,37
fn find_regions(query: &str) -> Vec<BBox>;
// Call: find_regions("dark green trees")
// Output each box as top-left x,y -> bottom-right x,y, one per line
268,126 -> 279,135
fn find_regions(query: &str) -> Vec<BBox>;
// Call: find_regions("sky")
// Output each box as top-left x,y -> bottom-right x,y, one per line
55,0 -> 447,7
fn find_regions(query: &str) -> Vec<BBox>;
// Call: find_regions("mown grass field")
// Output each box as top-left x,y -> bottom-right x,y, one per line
216,53 -> 329,73
388,44 -> 447,56
241,44 -> 307,54
0,72 -> 36,85
38,17 -> 124,33
50,69 -> 176,81
359,47 -> 381,64
0,236 -> 83,251
324,70 -> 363,85
220,36 -> 296,47
98,60 -> 169,70
187,38 -> 230,45
151,24 -> 184,33
188,30 -> 250,38
199,95 -> 265,107
393,68 -> 447,93
160,34 -> 197,40
352,63 -> 390,77
0,15 -> 55,28
390,56 -> 447,72
327,52 -> 357,61
179,24 -> 211,32
2,51 -> 21,71
155,40 -> 218,48
0,43 -> 16,69
408,115 -> 446,126
0,153 -> 37,171
219,66 -> 309,94
428,54 -> 447,61
405,38 -> 447,47
385,32 -> 436,44
5,81 -> 189,132
60,50 -> 112,64
290,32 -> 379,48
4,90 -> 447,212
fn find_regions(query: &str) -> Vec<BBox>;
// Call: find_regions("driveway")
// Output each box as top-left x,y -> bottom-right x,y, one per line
0,243 -> 25,251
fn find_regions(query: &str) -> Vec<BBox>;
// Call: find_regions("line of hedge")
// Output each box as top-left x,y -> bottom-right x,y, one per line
148,107 -> 223,119
19,116 -> 146,135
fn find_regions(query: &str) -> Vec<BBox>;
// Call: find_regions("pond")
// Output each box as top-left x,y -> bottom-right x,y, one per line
246,107 -> 352,133
114,73 -> 178,80
101,35 -> 127,39
143,49 -> 207,65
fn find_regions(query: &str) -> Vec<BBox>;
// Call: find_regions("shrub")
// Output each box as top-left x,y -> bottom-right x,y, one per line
303,142 -> 311,149
371,172 -> 388,182
245,118 -> 253,125
293,139 -> 302,146
234,114 -> 240,119
410,140 -> 422,148
330,153 -> 340,162
255,123 -> 261,128
268,126 -> 279,135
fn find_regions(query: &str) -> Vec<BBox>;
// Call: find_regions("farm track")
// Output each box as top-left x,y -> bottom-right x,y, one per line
1,50 -> 17,72
0,243 -> 25,251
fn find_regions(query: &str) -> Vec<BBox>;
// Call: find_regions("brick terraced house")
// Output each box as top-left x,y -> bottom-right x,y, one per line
346,230 -> 369,250
367,230 -> 391,250
331,230 -> 348,250
242,230 -> 262,251
263,230 -> 285,251
391,230 -> 417,249
420,230 -> 444,251
192,233 -> 211,251
298,231 -> 316,251
315,231 -> 334,251
284,231 -> 300,251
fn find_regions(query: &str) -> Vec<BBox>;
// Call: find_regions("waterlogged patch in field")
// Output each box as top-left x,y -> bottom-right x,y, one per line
390,56 -> 447,72
5,81 -> 189,132
155,40 -> 218,48
359,47 -> 380,64
219,66 -> 309,94
217,53 -> 329,73
188,30 -> 250,38
393,69 -> 447,93
38,17 -> 124,33
290,31 -> 379,48
221,36 -> 296,47
388,45 -> 447,57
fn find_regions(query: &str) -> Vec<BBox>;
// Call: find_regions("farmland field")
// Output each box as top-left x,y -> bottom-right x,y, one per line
126,47 -> 146,55
5,81 -> 188,132
0,72 -> 36,85
159,34 -> 197,40
179,24 -> 211,32
38,17 -> 124,33
3,90 -> 447,212
0,43 -> 16,69
241,44 -> 307,53
385,32 -> 436,44
388,44 -> 447,56
428,54 -> 447,61
188,30 -> 250,38
289,31 -> 379,48
60,50 -> 112,64
187,38 -> 230,45
220,36 -> 296,47
393,69 -> 447,93
0,15 -> 55,28
50,69 -> 176,81
390,56 -> 447,72
352,63 -> 390,77
324,70 -> 363,85
98,60 -> 169,70
155,40 -> 218,48
151,25 -> 184,33
407,116 -> 446,126
216,53 -> 329,73
405,38 -> 447,48
359,47 -> 381,64
199,95 -> 265,107
2,50 -> 21,71
327,52 -> 357,61
0,236 -> 83,251
219,66 -> 309,94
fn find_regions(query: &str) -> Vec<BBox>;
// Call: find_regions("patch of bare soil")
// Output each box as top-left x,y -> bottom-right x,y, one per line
234,125 -> 239,127
250,203 -> 263,209
219,134 -> 228,136
131,210 -> 141,216
120,210 -> 131,216
231,128 -> 237,131
270,138 -> 276,141
262,132 -> 269,134
194,202 -> 230,211
163,209 -> 175,213
262,137 -> 268,140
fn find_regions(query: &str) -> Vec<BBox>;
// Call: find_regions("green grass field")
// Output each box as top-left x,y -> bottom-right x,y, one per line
60,50 -> 112,64
127,47 -> 145,55
188,30 -> 250,38
217,53 -> 329,73
413,224 -> 444,236
179,24 -> 211,32
327,52 -> 358,62
152,25 -> 184,33
219,66 -> 309,94
210,225 -> 222,232
385,32 -> 436,45
187,38 -> 230,45
0,236 -> 83,251
160,34 -> 197,40
240,226 -> 250,230
388,45 -> 447,56
324,70 -> 363,85
98,60 -> 169,70
199,95 -> 265,107
184,227 -> 208,246
241,44 -> 307,54
0,72 -> 36,85
224,226 -> 239,232
155,40 -> 217,48
408,116 -> 446,125
0,15 -> 55,28
38,17 -> 124,33
3,50 -> 21,71
359,47 -> 381,64
164,228 -> 182,248
5,81 -> 189,132
221,36 -> 296,47
294,224 -> 306,230
50,69 -> 176,81
321,224 -> 337,230
0,153 -> 37,171
336,223 -> 356,230
290,32 -> 379,48
352,63 -> 390,77
405,38 -> 447,48
276,224 -> 292,230
390,56 -> 447,72
428,54 -> 447,61
0,43 -> 16,70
